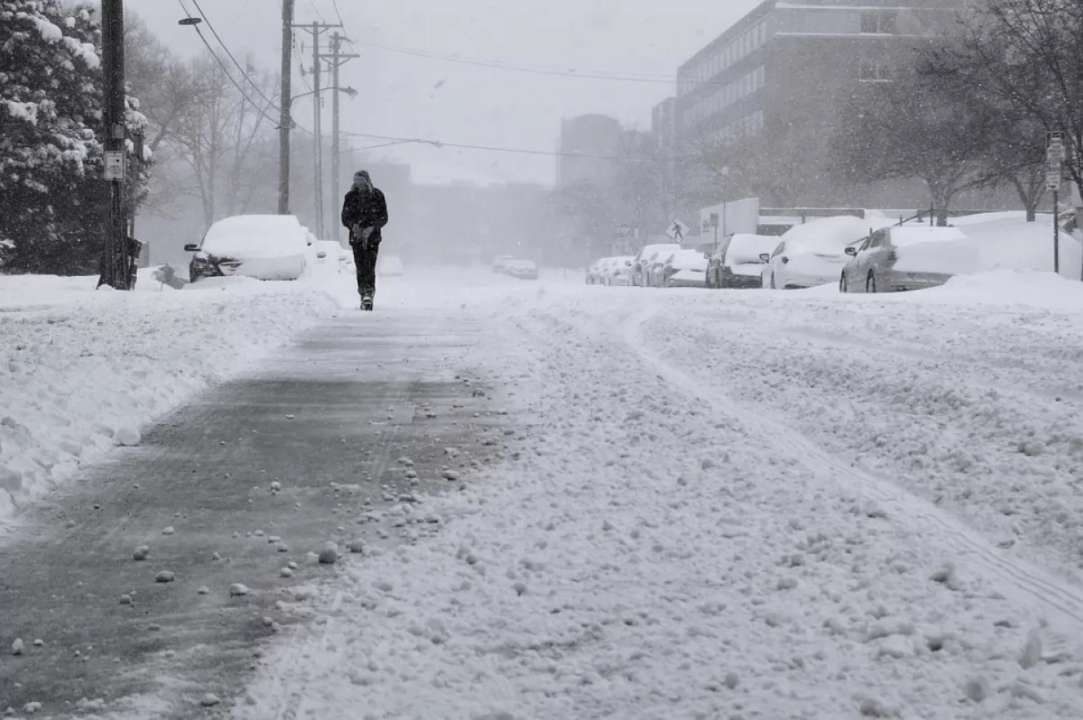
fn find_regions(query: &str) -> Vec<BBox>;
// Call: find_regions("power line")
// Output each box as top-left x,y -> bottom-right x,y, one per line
177,1 -> 278,124
330,0 -> 345,28
176,0 -> 311,135
341,131 -> 689,162
188,0 -> 282,113
353,40 -> 677,84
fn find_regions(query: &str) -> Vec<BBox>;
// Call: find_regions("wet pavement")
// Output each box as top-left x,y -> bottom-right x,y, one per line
0,309 -> 506,717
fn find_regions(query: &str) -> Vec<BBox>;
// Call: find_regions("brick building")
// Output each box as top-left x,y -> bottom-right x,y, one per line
674,0 -> 968,207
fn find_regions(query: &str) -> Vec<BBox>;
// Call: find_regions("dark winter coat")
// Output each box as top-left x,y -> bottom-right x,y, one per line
341,187 -> 389,246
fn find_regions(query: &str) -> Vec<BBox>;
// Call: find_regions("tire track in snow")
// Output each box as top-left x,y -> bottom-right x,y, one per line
622,308 -> 1083,636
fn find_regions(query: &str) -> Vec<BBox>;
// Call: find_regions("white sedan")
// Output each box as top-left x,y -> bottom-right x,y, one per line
761,216 -> 871,290
186,215 -> 310,282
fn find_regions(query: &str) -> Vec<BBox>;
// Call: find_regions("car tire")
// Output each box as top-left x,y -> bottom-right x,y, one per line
866,271 -> 877,294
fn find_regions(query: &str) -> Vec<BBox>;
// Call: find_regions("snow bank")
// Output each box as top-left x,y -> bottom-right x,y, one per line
955,215 -> 1082,279
0,270 -> 342,527
922,268 -> 1083,309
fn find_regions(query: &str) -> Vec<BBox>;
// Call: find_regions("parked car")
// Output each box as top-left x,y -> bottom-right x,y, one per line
608,256 -> 635,286
761,216 -> 870,289
586,257 -> 611,285
661,249 -> 708,288
632,243 -> 680,286
840,226 -> 969,293
186,214 -> 309,282
705,237 -> 731,288
718,234 -> 779,289
504,258 -> 539,280
492,255 -> 514,273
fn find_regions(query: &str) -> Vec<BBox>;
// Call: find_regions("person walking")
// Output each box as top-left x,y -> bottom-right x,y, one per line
341,170 -> 389,311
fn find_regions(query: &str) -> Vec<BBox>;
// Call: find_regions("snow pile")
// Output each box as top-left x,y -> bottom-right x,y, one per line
954,214 -> 1082,279
0,270 -> 341,526
239,280 -> 1083,718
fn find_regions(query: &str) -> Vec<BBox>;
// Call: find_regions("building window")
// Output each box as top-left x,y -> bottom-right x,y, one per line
861,10 -> 898,34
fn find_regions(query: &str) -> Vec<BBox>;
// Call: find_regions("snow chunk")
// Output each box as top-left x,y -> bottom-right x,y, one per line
32,17 -> 63,43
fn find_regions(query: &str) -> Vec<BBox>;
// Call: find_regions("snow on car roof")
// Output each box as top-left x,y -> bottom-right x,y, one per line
202,215 -> 308,259
725,234 -> 779,265
639,243 -> 680,258
889,226 -> 968,247
667,249 -> 708,270
781,216 -> 873,255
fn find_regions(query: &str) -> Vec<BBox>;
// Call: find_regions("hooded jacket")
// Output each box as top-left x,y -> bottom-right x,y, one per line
341,185 -> 389,246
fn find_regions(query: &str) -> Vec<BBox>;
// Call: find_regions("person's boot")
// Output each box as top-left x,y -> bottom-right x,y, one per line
361,294 -> 373,311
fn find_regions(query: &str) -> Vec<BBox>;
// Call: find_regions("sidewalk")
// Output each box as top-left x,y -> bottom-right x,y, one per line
0,308 -> 505,718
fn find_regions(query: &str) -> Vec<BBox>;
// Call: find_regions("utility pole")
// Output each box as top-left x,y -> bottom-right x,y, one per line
323,33 -> 358,244
278,0 -> 294,215
98,0 -> 130,290
291,20 -> 341,240
311,22 -> 324,240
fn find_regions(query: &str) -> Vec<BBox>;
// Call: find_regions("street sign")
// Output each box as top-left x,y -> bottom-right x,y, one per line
1046,170 -> 1062,191
103,151 -> 125,181
667,219 -> 689,241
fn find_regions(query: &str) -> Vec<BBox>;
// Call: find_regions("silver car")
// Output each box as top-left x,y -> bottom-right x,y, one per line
840,226 -> 970,293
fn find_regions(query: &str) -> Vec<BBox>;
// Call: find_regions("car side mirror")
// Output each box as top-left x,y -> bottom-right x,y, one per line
759,253 -> 771,263
781,256 -> 790,265
845,247 -> 858,256
184,243 -> 200,252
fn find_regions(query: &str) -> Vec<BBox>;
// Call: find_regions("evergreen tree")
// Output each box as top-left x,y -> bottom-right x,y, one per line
0,1 -> 149,274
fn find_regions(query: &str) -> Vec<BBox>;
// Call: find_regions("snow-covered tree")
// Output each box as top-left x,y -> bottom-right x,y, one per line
0,0 -> 150,274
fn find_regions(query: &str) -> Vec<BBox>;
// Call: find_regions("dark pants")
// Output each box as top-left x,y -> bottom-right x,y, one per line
352,243 -> 379,298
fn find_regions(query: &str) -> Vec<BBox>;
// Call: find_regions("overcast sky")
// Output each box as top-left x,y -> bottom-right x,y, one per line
136,0 -> 760,186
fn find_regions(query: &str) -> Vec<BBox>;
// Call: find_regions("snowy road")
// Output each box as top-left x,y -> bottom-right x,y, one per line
4,270 -> 1083,718
240,272 -> 1083,719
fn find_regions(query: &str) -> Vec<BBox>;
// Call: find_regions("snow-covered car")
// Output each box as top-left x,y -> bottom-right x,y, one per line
632,243 -> 680,286
586,258 -> 611,285
661,249 -> 708,288
186,215 -> 309,282
607,256 -> 635,286
761,216 -> 869,289
504,259 -> 539,280
840,226 -> 970,293
716,234 -> 779,289
492,255 -> 514,273
378,254 -> 405,277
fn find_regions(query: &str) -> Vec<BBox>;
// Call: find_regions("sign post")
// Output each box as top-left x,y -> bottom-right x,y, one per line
1047,132 -> 1066,275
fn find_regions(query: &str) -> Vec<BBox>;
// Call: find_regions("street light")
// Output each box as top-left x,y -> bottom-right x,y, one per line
291,86 -> 358,103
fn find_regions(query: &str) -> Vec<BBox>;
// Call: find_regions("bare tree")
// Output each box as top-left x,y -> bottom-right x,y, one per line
831,66 -> 999,225
172,58 -> 278,226
939,0 -> 1083,216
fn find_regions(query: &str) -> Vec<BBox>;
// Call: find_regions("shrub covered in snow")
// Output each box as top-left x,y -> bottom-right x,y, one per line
0,1 -> 150,274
